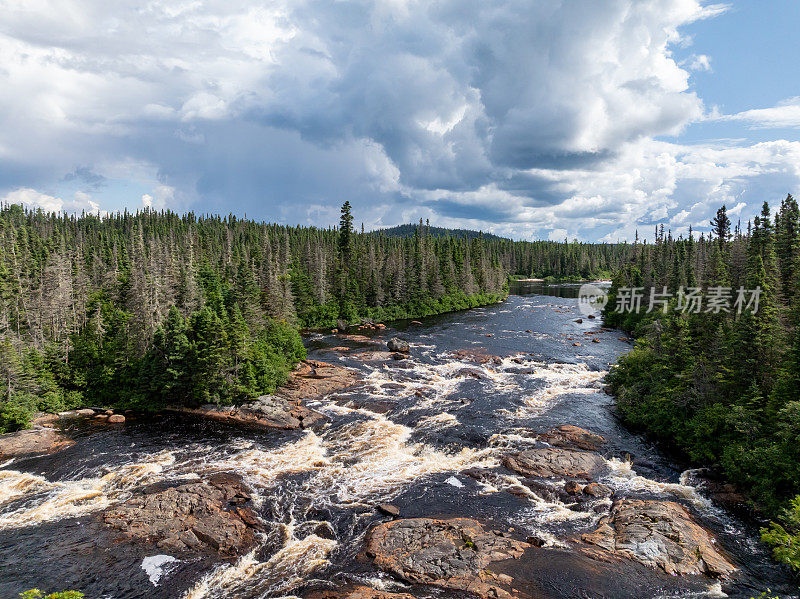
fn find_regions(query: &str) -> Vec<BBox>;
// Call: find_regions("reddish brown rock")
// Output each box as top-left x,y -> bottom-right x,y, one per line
108,414 -> 126,424
539,425 -> 606,451
581,499 -> 736,577
307,585 -> 415,599
583,482 -> 612,498
450,349 -> 503,365
278,360 -> 361,402
102,473 -> 261,556
503,447 -> 606,480
364,517 -> 528,599
0,427 -> 75,460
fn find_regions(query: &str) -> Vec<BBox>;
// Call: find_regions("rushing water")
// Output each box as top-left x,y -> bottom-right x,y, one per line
0,288 -> 797,599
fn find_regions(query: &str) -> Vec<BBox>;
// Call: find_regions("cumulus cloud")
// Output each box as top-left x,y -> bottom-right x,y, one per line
3,188 -> 101,214
0,0 -> 795,240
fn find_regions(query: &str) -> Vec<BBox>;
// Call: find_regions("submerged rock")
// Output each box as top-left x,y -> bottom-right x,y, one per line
581,499 -> 736,577
539,425 -> 606,451
102,473 -> 261,556
364,517 -> 528,599
0,427 -> 74,459
503,447 -> 607,480
387,337 -> 410,353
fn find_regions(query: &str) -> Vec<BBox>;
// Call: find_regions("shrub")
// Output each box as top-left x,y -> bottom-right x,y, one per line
19,590 -> 84,599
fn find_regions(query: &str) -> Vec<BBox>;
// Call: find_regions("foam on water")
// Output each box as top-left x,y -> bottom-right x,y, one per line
141,555 -> 179,586
0,450 -> 175,529
184,529 -> 338,599
603,458 -> 714,510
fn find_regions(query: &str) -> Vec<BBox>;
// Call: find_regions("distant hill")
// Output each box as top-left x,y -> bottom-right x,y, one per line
370,223 -> 510,241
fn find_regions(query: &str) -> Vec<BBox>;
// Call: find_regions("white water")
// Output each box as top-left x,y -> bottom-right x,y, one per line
0,319 -> 746,598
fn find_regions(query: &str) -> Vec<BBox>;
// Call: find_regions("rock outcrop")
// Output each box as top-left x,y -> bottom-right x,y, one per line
364,517 -> 528,599
102,473 -> 261,556
581,499 -> 736,577
277,360 -> 361,403
307,585 -> 415,599
503,447 -> 607,480
0,427 -> 74,460
168,359 -> 358,429
538,425 -> 606,451
450,349 -> 503,365
170,394 -> 324,430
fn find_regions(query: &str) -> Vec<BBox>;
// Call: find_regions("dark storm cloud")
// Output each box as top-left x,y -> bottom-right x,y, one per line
7,0 -> 797,242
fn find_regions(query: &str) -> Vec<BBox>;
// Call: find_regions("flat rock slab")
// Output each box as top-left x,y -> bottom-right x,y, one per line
364,517 -> 529,599
539,425 -> 606,451
503,447 -> 607,480
277,359 -> 361,402
581,499 -> 736,577
170,394 -> 324,430
450,349 -> 503,365
307,585 -> 415,599
102,473 -> 261,557
0,427 -> 74,460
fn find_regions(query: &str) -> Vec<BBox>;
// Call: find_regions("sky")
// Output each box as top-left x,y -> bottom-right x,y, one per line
1,0 -> 799,242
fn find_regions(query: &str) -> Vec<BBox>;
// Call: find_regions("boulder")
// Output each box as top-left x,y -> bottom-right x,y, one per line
387,337 -> 410,353
0,427 -> 74,460
564,480 -> 584,495
102,473 -> 261,556
581,499 -> 736,577
364,517 -> 528,599
107,414 -> 126,424
583,482 -> 612,498
539,425 -> 606,451
377,504 -> 400,517
503,447 -> 607,480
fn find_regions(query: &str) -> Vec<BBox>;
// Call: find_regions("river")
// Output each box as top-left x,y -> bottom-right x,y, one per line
0,284 -> 796,598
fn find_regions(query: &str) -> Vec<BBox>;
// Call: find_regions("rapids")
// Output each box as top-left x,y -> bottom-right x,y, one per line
0,284 -> 797,598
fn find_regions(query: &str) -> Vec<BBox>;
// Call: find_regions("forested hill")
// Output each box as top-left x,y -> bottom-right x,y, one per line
603,197 -> 800,569
371,223 -> 509,241
0,201 -> 629,431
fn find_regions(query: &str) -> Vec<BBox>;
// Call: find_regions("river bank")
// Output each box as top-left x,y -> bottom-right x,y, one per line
0,292 -> 796,598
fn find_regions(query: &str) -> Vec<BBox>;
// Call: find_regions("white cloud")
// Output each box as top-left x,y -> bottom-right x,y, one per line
718,97 -> 800,129
2,188 -> 101,214
2,188 -> 63,212
2,0 -> 795,242
686,54 -> 712,72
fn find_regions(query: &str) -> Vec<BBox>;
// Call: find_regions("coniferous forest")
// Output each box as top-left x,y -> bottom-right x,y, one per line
0,200 -> 628,431
604,196 -> 800,568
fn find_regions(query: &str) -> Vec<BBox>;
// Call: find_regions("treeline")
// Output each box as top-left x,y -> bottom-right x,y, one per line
0,202 -> 514,427
603,197 -> 800,569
